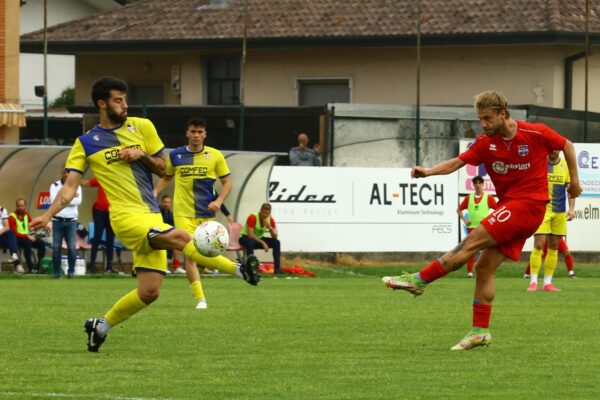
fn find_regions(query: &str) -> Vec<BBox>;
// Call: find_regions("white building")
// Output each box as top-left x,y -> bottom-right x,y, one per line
19,0 -> 122,109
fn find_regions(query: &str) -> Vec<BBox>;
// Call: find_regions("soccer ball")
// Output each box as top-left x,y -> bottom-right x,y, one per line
193,221 -> 229,257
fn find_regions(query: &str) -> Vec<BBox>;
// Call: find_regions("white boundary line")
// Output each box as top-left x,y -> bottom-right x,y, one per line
0,392 -> 177,400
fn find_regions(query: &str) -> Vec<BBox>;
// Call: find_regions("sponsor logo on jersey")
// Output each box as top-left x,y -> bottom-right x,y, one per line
104,144 -> 143,165
179,166 -> 208,177
518,144 -> 529,157
489,144 -> 497,151
492,161 -> 531,174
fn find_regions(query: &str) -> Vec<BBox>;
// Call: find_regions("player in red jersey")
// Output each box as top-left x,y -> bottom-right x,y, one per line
382,91 -> 582,350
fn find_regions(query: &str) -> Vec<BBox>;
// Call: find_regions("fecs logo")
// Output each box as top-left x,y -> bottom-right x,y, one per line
432,224 -> 452,234
578,150 -> 599,169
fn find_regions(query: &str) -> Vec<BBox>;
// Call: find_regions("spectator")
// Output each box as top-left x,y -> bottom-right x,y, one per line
158,194 -> 185,274
0,203 -> 22,273
289,133 -> 321,166
81,177 -> 117,273
50,165 -> 82,278
456,175 -> 497,278
239,203 -> 284,274
9,198 -> 46,273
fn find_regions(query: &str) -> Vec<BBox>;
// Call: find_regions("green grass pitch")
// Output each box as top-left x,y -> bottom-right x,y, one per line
1,262 -> 599,400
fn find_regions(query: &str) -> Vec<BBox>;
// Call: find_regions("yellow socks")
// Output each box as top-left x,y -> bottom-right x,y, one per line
543,249 -> 559,286
183,241 -> 238,276
190,280 -> 205,302
105,289 -> 148,327
529,247 -> 543,281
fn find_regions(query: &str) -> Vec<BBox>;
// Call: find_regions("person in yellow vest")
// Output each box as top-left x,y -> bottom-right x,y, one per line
239,203 -> 283,274
9,198 -> 46,273
456,176 -> 498,278
527,150 -> 575,292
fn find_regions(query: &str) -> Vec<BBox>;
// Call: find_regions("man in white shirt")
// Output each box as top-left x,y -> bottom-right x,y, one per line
0,205 -> 22,273
49,165 -> 82,278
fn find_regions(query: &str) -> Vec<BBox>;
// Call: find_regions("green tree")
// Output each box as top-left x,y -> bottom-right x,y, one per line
49,87 -> 75,109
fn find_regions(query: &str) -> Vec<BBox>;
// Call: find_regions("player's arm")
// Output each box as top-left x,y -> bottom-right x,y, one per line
412,157 -> 465,178
0,217 -> 9,235
562,140 -> 582,198
266,217 -> 278,240
119,148 -> 167,177
30,171 -> 82,230
153,175 -> 173,198
208,175 -> 232,213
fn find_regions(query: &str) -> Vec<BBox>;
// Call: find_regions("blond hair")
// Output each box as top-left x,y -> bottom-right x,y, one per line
474,90 -> 510,117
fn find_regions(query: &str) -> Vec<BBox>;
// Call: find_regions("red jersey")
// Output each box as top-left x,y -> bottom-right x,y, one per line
90,178 -> 110,212
458,121 -> 566,202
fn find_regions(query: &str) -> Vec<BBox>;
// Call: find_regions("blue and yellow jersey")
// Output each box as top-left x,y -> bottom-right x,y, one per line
166,145 -> 230,218
65,117 -> 164,215
547,158 -> 570,213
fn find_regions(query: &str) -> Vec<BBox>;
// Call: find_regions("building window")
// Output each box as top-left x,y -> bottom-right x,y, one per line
206,57 -> 240,105
127,83 -> 164,105
297,78 -> 351,106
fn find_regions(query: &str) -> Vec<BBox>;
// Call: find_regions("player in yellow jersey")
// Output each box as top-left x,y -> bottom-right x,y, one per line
30,77 -> 260,352
527,150 -> 575,292
153,117 -> 237,310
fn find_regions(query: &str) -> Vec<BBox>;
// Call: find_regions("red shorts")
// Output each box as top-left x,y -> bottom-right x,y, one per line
480,198 -> 547,261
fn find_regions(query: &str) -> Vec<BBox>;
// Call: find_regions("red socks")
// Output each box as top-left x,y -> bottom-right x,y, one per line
418,260 -> 447,283
467,257 -> 474,273
565,254 -> 574,272
473,303 -> 492,329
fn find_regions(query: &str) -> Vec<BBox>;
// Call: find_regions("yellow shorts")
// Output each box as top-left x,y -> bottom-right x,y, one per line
535,210 -> 567,236
110,212 -> 174,275
174,216 -> 214,235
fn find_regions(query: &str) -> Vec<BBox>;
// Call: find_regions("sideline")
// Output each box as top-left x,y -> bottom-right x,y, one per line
0,392 -> 178,400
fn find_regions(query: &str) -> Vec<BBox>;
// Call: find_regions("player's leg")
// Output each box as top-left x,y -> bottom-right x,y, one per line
51,221 -> 63,277
262,237 -> 283,274
151,228 -> 260,285
528,235 -> 547,291
382,224 -> 497,295
451,247 -> 504,350
183,257 -> 207,309
542,234 -> 561,292
65,220 -> 78,277
466,228 -> 475,278
559,238 -> 575,277
85,258 -> 166,352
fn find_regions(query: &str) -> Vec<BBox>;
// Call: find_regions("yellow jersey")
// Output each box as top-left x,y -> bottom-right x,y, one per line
547,158 -> 570,213
166,145 -> 230,218
65,117 -> 164,215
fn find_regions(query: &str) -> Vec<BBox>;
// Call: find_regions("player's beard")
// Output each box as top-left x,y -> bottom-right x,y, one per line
107,105 -> 127,125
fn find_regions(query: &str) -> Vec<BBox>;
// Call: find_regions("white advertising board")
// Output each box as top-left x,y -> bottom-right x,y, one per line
268,167 -> 459,252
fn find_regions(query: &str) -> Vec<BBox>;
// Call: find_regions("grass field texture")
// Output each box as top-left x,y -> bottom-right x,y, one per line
1,262 -> 599,400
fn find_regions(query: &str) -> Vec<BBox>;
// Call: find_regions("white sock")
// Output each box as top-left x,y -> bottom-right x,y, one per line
530,274 -> 538,285
235,264 -> 243,278
97,317 -> 111,337
543,274 -> 554,286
